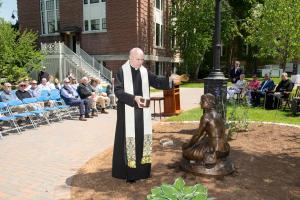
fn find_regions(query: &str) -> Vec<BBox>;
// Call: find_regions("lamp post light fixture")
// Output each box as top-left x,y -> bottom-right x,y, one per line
204,0 -> 228,120
11,10 -> 18,20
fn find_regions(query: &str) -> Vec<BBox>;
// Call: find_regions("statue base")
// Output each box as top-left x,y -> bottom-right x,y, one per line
180,158 -> 235,177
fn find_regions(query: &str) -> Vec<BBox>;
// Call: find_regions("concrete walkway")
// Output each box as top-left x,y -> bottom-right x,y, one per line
0,88 -> 203,200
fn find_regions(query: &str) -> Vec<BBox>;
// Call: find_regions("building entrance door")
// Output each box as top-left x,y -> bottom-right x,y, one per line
65,33 -> 77,53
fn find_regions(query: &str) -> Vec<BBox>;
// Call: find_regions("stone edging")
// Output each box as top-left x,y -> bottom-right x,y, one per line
155,121 -> 300,128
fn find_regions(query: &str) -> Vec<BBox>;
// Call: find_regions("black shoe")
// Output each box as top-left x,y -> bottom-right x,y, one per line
79,116 -> 87,121
126,179 -> 136,184
85,114 -> 93,118
101,109 -> 108,114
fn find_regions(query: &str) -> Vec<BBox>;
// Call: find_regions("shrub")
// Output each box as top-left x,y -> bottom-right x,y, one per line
226,102 -> 249,140
147,177 -> 215,200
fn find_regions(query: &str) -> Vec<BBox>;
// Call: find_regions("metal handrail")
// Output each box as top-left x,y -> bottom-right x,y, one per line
41,42 -> 112,83
78,47 -> 112,82
60,43 -> 99,76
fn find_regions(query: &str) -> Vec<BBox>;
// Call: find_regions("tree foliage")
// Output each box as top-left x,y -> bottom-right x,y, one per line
0,19 -> 43,83
244,0 -> 300,71
170,0 -> 239,79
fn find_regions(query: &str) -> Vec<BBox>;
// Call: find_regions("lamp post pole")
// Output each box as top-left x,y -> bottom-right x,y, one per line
204,0 -> 228,120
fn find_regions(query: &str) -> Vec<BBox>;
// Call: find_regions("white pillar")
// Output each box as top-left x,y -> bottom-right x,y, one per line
59,42 -> 63,81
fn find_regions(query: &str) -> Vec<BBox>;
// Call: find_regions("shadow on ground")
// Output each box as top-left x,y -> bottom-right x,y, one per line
68,123 -> 300,200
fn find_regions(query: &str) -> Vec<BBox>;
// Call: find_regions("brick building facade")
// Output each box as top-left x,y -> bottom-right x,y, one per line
17,0 -> 177,76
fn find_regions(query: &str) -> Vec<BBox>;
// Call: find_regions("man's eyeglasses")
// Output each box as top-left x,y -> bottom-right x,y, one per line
64,82 -> 70,84
20,85 -> 27,87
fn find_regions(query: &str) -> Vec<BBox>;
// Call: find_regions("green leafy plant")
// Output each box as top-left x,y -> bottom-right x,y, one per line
226,102 -> 249,140
147,177 -> 215,200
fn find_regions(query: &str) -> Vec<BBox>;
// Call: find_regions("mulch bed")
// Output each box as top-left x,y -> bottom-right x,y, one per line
70,123 -> 300,200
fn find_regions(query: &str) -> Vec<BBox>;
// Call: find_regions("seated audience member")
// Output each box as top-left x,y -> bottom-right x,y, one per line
16,82 -> 43,111
251,73 -> 275,107
1,82 -> 26,113
16,82 -> 32,100
106,84 -> 117,108
61,78 -> 90,121
47,75 -> 56,90
70,78 -> 79,91
227,74 -> 247,99
77,77 -> 98,117
246,74 -> 260,105
28,80 -> 39,97
90,79 -> 110,113
265,72 -> 294,109
54,78 -> 62,90
291,86 -> 300,116
1,82 -> 19,102
24,78 -> 31,91
38,78 -> 51,93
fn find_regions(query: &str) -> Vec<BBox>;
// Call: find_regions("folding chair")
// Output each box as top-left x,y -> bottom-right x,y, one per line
6,99 -> 37,129
40,90 -> 50,97
0,102 -> 22,139
49,92 -> 72,119
22,98 -> 50,125
37,95 -> 62,121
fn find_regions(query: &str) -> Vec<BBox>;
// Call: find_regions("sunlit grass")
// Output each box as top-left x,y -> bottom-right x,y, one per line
166,105 -> 300,125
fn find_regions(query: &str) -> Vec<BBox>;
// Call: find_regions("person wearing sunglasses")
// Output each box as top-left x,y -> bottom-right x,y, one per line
16,82 -> 33,101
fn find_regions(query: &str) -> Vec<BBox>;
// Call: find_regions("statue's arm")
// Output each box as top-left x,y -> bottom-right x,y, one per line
189,115 -> 208,145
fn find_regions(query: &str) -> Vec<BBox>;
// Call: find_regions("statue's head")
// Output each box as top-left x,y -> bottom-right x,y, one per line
201,93 -> 216,109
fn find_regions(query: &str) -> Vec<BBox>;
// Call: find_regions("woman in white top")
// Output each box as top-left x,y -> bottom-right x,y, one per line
227,74 -> 247,99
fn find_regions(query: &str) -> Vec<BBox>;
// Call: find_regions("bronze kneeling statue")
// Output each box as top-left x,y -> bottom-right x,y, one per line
181,93 -> 234,176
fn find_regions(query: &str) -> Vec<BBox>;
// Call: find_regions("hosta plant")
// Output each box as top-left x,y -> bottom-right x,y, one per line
147,177 -> 215,200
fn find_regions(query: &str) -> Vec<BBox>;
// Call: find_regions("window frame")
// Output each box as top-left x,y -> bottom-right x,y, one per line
91,19 -> 100,31
40,0 -> 60,35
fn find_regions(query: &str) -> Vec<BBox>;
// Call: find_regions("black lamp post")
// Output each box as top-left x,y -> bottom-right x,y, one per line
204,0 -> 228,120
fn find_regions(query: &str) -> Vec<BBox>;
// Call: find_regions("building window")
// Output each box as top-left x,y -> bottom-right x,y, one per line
102,18 -> 107,29
84,20 -> 89,31
83,0 -> 106,32
90,0 -> 99,3
155,23 -> 163,47
155,62 -> 164,76
91,19 -> 100,30
156,0 -> 163,10
40,0 -> 60,35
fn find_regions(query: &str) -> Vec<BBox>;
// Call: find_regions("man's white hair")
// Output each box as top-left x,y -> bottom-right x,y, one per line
129,47 -> 144,59
81,77 -> 88,81
281,72 -> 288,78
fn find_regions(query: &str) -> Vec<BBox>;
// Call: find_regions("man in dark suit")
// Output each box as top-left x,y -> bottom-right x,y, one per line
77,77 -> 98,117
251,73 -> 275,107
37,66 -> 50,85
230,61 -> 242,83
265,72 -> 294,109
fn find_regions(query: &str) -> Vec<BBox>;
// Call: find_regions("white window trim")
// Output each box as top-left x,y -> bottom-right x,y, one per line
155,23 -> 164,48
40,0 -> 59,35
83,0 -> 106,32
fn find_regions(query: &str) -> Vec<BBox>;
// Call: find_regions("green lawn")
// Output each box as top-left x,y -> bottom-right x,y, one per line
150,77 -> 282,92
166,105 -> 300,125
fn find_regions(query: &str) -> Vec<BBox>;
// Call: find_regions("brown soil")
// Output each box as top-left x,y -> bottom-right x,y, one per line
70,123 -> 300,200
